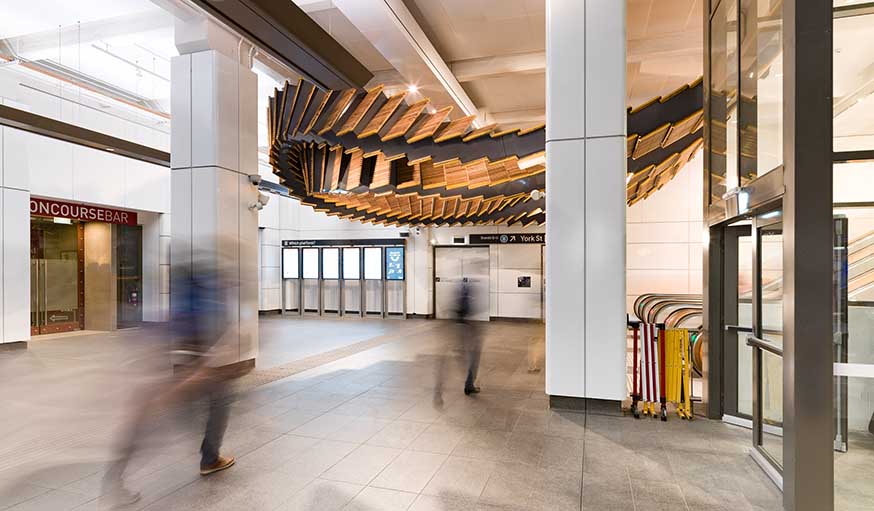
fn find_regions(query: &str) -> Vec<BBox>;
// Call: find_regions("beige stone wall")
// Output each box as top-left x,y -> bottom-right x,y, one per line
84,222 -> 117,331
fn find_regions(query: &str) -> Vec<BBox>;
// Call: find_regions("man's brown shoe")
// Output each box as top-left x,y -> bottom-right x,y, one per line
200,455 -> 235,476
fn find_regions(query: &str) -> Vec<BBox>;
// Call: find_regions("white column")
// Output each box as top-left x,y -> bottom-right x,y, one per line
545,0 -> 626,403
171,23 -> 259,365
1,120 -> 32,344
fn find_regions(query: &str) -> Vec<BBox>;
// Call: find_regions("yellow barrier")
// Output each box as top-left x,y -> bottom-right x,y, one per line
664,329 -> 693,419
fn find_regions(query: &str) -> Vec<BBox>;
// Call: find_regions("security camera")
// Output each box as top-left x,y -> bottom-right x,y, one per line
530,189 -> 545,201
248,174 -> 262,186
414,227 -> 421,236
249,193 -> 270,211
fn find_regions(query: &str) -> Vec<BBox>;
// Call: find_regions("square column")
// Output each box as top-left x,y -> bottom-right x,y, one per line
545,0 -> 627,407
170,48 -> 259,366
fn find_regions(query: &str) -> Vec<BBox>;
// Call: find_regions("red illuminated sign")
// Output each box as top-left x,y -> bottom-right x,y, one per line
30,198 -> 138,226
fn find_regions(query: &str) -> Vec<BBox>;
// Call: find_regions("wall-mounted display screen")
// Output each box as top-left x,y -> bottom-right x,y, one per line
385,246 -> 405,281
322,248 -> 339,279
364,247 -> 382,280
282,248 -> 299,279
302,248 -> 319,279
343,247 -> 360,279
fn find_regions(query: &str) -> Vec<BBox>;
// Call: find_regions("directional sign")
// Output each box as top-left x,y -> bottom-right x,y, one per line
469,233 -> 544,244
385,247 -> 405,281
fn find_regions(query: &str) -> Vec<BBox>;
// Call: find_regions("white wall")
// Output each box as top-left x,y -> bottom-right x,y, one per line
626,152 -> 705,317
0,93 -> 171,343
257,194 -> 546,319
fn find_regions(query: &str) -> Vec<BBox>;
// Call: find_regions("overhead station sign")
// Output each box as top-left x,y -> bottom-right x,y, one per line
469,233 -> 545,244
30,197 -> 138,226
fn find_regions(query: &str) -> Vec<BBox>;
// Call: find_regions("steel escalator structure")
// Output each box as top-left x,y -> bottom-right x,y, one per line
267,77 -> 704,226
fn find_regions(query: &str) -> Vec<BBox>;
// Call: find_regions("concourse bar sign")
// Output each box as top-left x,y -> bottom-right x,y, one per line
30,198 -> 138,226
469,233 -> 545,244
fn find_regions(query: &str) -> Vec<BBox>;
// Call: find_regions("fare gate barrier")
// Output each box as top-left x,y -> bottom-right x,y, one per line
628,319 -> 694,421
281,240 -> 407,319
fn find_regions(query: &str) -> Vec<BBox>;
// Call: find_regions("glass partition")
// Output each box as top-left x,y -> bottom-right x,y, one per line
833,10 -> 874,152
322,248 -> 339,280
364,247 -> 382,280
302,248 -> 319,279
282,248 -> 300,279
342,247 -> 360,280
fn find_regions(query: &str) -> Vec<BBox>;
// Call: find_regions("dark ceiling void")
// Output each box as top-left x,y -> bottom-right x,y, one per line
190,0 -> 372,91
267,77 -> 704,226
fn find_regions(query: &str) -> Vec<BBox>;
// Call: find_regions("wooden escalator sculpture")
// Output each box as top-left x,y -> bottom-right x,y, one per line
268,77 -> 703,226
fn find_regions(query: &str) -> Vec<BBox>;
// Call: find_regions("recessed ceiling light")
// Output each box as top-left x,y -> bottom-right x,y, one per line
106,147 -> 116,152
407,84 -> 419,94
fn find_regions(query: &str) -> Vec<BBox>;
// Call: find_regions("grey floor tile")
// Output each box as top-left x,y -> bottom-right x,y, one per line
321,445 -> 402,485
342,487 -> 417,511
367,421 -> 429,449
371,451 -> 447,493
329,417 -> 393,444
408,494 -> 476,511
275,439 -> 359,478
409,425 -> 469,455
280,479 -> 363,511
423,457 -> 496,500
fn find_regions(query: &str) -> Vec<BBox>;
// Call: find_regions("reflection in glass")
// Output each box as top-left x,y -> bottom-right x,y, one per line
739,0 -> 783,179
322,248 -> 339,279
364,247 -> 382,280
710,0 -> 728,202
834,12 -> 874,152
282,248 -> 299,279
725,0 -> 740,191
738,234 -> 754,416
302,248 -> 319,279
343,248 -> 360,280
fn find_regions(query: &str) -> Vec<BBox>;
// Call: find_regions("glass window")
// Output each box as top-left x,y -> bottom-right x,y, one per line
709,0 -> 729,202
302,248 -> 319,279
343,247 -> 360,280
364,247 -> 382,280
282,248 -> 299,279
725,0 -> 740,191
322,248 -> 339,279
739,0 -> 784,180
834,11 -> 874,152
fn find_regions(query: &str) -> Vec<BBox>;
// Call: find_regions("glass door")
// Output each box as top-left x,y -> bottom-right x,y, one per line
748,210 -> 785,476
30,218 -> 82,335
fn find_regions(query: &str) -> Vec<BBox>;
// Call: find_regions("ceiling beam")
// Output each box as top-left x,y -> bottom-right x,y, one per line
330,0 -> 486,126
444,29 -> 701,83
189,0 -> 372,90
490,108 -> 545,126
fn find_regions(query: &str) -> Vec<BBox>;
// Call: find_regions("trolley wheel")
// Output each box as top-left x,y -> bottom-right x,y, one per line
660,406 -> 668,422
631,402 -> 640,419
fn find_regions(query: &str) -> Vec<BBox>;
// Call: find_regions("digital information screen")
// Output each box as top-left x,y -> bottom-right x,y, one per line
343,247 -> 361,280
282,248 -> 299,279
322,248 -> 340,279
302,248 -> 319,279
364,247 -> 382,280
385,246 -> 405,281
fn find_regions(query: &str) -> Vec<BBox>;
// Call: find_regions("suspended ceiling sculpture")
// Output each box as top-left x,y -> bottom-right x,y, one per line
268,77 -> 703,226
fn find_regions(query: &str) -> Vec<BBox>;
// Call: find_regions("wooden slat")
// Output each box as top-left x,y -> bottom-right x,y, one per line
344,149 -> 365,189
407,106 -> 453,143
462,123 -> 497,142
421,160 -> 447,189
443,160 -> 468,189
382,99 -> 430,141
370,153 -> 393,189
359,92 -> 407,138
662,110 -> 704,148
632,123 -> 670,159
433,115 -> 476,143
627,134 -> 638,157
336,85 -> 384,136
396,159 -> 420,189
302,90 -> 333,135
316,88 -> 357,135
465,159 -> 490,189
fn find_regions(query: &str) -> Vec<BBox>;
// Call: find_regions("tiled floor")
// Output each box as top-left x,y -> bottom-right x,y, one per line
0,317 -> 783,510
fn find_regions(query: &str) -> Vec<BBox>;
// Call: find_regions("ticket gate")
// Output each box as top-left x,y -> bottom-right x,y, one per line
281,241 -> 406,319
